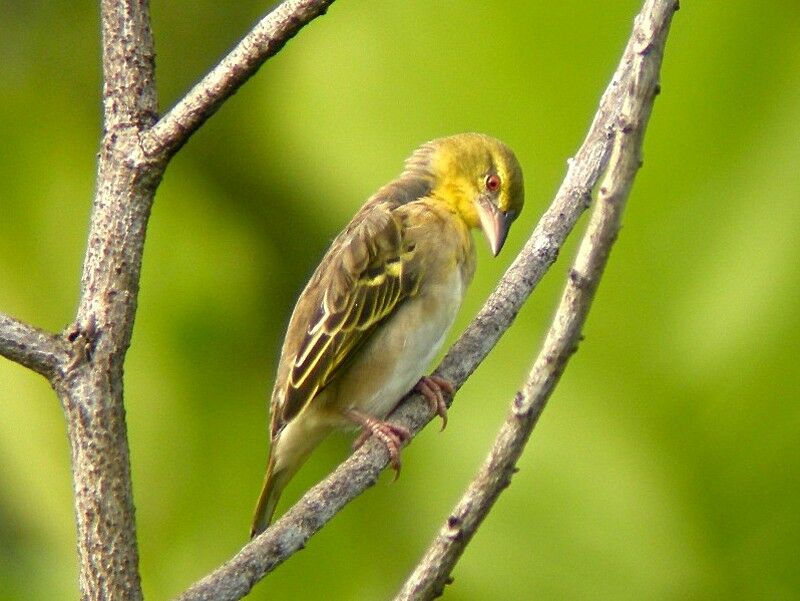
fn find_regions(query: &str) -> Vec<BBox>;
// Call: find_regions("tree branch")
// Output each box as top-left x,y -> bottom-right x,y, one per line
38,1 -> 336,597
173,1 -> 678,599
2,1 -> 338,598
395,3 -> 677,597
143,0 -> 336,159
0,313 -> 68,379
3,0 -> 675,598
52,1 -> 162,599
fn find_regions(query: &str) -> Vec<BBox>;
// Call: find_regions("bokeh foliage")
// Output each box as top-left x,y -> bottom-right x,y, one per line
2,1 -> 799,599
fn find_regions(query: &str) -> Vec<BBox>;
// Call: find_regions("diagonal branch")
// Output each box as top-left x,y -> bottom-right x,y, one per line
143,0 -> 337,159
0,313 -> 68,379
395,2 -> 677,597
174,2 -> 678,599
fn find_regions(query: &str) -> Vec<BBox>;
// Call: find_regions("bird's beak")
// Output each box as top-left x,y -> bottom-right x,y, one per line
477,197 -> 514,256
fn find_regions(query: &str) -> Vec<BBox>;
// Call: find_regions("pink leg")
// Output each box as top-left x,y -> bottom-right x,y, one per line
346,409 -> 412,478
414,375 -> 454,431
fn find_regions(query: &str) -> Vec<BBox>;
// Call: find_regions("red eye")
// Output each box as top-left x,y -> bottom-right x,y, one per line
485,174 -> 501,192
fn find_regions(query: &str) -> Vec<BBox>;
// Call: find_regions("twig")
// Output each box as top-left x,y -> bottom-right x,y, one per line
395,1 -> 677,596
0,313 -> 67,379
143,0 -> 336,159
173,1 -> 677,599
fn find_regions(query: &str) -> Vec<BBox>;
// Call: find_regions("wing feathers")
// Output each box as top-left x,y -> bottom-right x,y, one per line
274,202 -> 420,432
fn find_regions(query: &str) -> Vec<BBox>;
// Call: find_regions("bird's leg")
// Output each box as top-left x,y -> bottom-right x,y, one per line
346,409 -> 411,478
415,375 -> 454,431
348,375 -> 453,473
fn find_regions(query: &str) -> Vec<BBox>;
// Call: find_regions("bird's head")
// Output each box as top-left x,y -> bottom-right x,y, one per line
408,133 -> 525,256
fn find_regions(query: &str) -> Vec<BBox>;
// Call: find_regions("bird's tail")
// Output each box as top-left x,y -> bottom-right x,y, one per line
250,455 -> 288,537
251,417 -> 330,537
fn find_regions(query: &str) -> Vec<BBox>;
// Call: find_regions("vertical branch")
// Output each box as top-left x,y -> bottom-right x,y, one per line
54,1 -> 164,599
0,0 -> 334,598
395,1 -> 678,598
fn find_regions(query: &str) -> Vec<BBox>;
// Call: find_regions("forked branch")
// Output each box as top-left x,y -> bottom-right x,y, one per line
0,1 -> 338,600
0,0 -> 676,599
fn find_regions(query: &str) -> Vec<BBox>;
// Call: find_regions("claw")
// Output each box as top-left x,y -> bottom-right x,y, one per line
415,375 -> 454,431
347,409 -> 412,479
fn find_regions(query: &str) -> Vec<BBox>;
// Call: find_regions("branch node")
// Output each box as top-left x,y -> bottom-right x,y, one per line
568,268 -> 593,290
443,515 -> 464,541
65,315 -> 100,372
617,115 -> 634,134
570,186 -> 593,209
512,391 -> 528,417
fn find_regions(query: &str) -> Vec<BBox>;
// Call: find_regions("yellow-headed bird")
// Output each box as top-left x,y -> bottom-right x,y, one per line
251,133 -> 524,536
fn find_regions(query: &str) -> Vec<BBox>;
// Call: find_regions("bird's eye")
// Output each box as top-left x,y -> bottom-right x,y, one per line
485,174 -> 501,192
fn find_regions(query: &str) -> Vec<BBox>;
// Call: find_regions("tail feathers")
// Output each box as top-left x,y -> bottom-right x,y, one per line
251,457 -> 285,538
251,417 -> 329,537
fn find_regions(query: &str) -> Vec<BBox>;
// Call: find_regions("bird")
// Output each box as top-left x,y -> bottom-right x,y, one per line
251,133 -> 524,537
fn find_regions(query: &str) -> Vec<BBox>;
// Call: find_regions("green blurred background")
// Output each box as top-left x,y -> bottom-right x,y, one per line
2,1 -> 799,599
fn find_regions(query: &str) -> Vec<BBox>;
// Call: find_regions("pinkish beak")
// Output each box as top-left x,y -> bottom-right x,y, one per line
477,197 -> 514,256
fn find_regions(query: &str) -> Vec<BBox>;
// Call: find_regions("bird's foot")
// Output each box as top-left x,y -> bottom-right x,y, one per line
415,375 -> 454,431
347,409 -> 411,479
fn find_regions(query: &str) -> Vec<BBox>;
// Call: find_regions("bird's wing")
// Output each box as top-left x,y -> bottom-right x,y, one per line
271,200 -> 421,436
